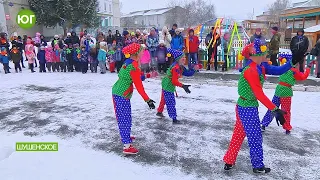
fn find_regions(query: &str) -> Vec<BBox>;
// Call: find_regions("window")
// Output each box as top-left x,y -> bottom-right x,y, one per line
109,4 -> 112,13
104,2 -> 107,11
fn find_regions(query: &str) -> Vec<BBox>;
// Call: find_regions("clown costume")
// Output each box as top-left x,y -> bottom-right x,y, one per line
156,48 -> 197,124
112,43 -> 156,155
223,38 -> 294,173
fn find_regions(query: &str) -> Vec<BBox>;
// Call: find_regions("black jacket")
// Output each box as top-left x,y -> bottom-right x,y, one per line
106,35 -> 115,44
290,30 -> 309,55
205,33 -> 221,50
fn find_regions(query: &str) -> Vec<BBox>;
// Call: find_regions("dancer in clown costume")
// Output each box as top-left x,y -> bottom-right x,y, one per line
156,48 -> 198,124
223,38 -> 295,173
261,55 -> 315,134
112,43 -> 156,155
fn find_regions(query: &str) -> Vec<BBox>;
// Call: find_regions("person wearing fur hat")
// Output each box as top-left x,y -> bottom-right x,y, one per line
250,28 -> 266,44
112,43 -> 156,155
156,48 -> 198,124
64,33 -> 72,45
223,38 -> 296,174
10,45 -> 22,73
261,56 -> 314,135
97,42 -> 107,74
159,26 -> 172,48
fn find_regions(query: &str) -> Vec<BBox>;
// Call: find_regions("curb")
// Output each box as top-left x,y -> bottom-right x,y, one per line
194,72 -> 320,87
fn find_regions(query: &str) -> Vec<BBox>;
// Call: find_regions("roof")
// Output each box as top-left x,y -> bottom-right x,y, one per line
121,7 -> 175,18
280,7 -> 320,19
304,24 -> 320,33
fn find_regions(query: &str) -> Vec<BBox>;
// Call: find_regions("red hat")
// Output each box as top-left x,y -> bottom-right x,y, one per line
122,43 -> 142,56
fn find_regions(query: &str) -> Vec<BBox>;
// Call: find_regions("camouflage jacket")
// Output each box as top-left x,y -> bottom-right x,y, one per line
269,33 -> 281,55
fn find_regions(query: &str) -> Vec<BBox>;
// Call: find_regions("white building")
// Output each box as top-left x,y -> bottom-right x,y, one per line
98,0 -> 120,28
121,6 -> 185,29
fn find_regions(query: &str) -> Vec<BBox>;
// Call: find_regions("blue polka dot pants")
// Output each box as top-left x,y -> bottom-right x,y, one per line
112,95 -> 132,144
157,90 -> 177,120
261,95 -> 280,127
224,105 -> 264,169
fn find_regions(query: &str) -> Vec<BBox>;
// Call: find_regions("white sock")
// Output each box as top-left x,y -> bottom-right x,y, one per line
123,144 -> 131,149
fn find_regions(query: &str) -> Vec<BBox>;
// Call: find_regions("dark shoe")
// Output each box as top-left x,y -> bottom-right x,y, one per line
224,164 -> 234,171
156,112 -> 165,118
172,120 -> 181,124
253,167 -> 271,174
261,125 -> 266,132
286,130 -> 291,135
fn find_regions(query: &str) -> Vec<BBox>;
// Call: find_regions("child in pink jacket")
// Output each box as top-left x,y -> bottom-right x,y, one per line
140,45 -> 151,73
45,44 -> 54,72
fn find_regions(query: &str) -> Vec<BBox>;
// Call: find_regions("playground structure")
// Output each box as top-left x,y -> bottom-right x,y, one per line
183,18 -> 319,76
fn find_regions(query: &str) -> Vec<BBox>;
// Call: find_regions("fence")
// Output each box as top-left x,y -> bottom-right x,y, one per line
197,50 -> 319,76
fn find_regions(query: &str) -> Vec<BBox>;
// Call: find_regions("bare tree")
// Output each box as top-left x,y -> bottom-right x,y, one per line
165,0 -> 216,28
268,0 -> 290,23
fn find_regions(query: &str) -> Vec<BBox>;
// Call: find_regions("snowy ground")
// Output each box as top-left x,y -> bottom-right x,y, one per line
0,68 -> 320,180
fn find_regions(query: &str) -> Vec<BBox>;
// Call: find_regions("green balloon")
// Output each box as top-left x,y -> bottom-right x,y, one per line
16,9 -> 36,29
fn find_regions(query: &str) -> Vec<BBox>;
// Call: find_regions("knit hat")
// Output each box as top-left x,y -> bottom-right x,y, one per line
131,32 -> 135,36
272,26 -> 278,31
241,38 -> 267,59
122,43 -> 143,58
256,28 -> 262,32
167,48 -> 184,61
123,30 -> 129,36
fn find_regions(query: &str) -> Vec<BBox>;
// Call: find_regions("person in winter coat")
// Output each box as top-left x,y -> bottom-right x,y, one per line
114,43 -> 123,73
106,30 -> 115,47
156,48 -> 198,123
84,34 -> 94,53
11,35 -> 25,68
140,45 -> 151,73
10,45 -> 22,73
66,44 -> 74,72
60,45 -> 67,72
186,29 -> 199,69
0,47 -> 10,73
89,45 -> 98,73
261,55 -> 314,135
156,40 -> 168,73
52,44 -> 62,72
45,44 -> 54,72
39,35 -> 47,47
310,38 -> 320,78
71,32 -> 80,45
170,29 -> 184,51
223,39 -> 295,174
122,31 -> 132,47
37,46 -> 46,73
169,24 -> 178,37
221,32 -> 231,71
80,46 -> 89,74
112,43 -> 155,155
205,27 -> 221,71
73,44 -> 81,72
250,28 -> 266,44
0,33 -> 10,56
64,33 -> 72,45
159,26 -> 172,48
98,42 -> 107,74
269,26 -> 281,66
25,39 -> 36,73
135,29 -> 144,44
115,30 -> 122,45
290,29 -> 309,72
147,28 -> 159,68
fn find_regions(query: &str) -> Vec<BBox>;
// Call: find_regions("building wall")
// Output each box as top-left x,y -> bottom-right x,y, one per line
112,0 -> 120,27
285,19 -> 317,28
2,0 -> 42,37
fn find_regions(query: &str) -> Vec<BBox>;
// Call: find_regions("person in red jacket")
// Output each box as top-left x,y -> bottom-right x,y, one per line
186,29 -> 199,69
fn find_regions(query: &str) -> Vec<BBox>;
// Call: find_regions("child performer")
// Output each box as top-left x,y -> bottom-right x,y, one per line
112,43 -> 156,155
156,48 -> 198,124
10,45 -> 22,73
261,56 -> 315,134
223,39 -> 295,174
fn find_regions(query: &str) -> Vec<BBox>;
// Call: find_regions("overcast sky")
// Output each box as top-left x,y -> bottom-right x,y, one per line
120,0 -> 301,20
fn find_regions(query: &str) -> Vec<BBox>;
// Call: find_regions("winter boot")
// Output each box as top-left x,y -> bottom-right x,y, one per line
224,164 -> 234,171
317,73 -> 320,78
261,125 -> 266,132
253,167 -> 271,174
286,130 -> 291,135
173,119 -> 181,124
156,112 -> 165,118
123,144 -> 138,155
